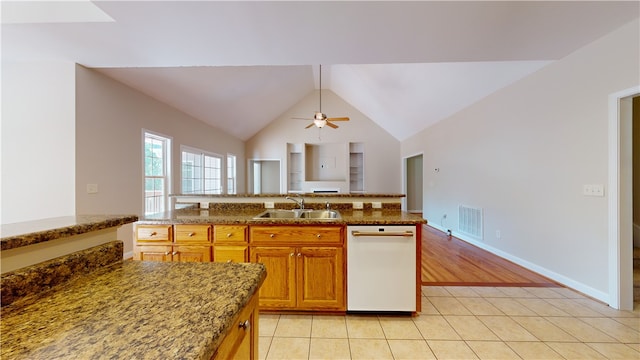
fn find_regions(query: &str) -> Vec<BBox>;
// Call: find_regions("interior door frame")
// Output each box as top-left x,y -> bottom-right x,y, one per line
608,86 -> 638,310
402,152 -> 424,213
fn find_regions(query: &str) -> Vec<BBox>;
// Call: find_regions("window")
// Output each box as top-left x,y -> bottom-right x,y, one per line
181,147 -> 222,194
144,131 -> 171,215
227,154 -> 237,194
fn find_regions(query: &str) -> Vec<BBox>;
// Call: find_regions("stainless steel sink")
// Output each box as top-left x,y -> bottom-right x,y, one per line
253,209 -> 341,220
299,210 -> 341,219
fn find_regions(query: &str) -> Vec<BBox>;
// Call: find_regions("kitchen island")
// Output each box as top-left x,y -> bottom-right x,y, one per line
2,259 -> 266,359
1,215 -> 266,359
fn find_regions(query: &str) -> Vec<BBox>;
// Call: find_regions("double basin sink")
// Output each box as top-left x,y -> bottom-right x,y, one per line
253,209 -> 341,221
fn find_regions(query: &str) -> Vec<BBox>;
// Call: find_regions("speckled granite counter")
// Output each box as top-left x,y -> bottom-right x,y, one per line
138,208 -> 426,225
1,215 -> 138,251
1,260 -> 266,359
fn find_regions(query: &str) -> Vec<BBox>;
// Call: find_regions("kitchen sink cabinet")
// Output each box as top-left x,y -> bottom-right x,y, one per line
213,225 -> 249,263
249,225 -> 345,311
134,224 -> 212,262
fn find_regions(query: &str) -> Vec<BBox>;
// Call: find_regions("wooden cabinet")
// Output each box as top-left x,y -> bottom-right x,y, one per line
214,225 -> 249,263
211,291 -> 259,360
249,225 -> 345,311
134,224 -> 212,262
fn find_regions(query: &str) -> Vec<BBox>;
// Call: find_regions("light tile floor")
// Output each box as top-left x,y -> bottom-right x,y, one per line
258,286 -> 640,360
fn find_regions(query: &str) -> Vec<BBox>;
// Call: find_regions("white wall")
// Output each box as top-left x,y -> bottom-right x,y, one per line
246,90 -> 401,194
402,19 -> 640,302
1,62 -> 76,224
75,66 -> 246,254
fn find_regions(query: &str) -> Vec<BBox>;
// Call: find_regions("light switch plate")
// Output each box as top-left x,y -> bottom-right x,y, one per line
86,184 -> 98,194
372,202 -> 382,209
353,202 -> 363,209
264,202 -> 275,209
583,184 -> 605,197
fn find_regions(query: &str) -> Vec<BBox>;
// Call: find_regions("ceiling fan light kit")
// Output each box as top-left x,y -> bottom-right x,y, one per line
294,65 -> 350,130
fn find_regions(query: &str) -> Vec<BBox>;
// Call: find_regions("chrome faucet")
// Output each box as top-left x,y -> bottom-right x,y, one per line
285,195 -> 305,209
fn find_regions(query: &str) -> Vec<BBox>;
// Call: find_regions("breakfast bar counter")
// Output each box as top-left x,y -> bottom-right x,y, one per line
1,260 -> 266,359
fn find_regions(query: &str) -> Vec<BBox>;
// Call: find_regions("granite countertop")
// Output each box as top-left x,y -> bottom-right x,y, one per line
138,208 -> 426,225
1,215 -> 139,251
170,193 -> 406,198
1,261 -> 266,359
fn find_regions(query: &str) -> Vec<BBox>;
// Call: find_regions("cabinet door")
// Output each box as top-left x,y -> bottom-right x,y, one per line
134,245 -> 172,262
297,247 -> 345,311
172,245 -> 212,262
250,247 -> 296,309
214,245 -> 248,263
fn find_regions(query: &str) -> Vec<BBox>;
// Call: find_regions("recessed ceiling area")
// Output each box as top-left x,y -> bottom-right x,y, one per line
2,1 -> 638,141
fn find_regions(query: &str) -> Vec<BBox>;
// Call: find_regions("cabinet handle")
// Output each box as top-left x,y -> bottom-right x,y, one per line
226,233 -> 232,238
238,320 -> 250,330
297,253 -> 302,257
289,252 -> 294,257
164,252 -> 170,255
226,259 -> 233,263
150,232 -> 157,236
270,234 -> 275,238
316,234 -> 321,238
188,232 -> 195,237
172,251 -> 178,256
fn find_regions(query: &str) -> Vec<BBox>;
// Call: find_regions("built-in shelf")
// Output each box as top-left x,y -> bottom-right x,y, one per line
287,143 -> 303,192
349,142 -> 364,192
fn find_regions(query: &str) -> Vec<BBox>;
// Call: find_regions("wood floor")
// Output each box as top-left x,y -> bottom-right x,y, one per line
421,224 -> 560,287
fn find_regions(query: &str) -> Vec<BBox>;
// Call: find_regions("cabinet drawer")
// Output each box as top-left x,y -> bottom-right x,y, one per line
250,226 -> 342,244
214,246 -> 248,263
214,225 -> 248,244
136,225 -> 172,242
174,224 -> 211,243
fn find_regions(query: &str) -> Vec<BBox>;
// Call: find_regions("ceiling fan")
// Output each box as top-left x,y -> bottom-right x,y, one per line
293,65 -> 350,129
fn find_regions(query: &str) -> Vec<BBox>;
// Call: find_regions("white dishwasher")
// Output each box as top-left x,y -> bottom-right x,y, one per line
347,225 -> 416,313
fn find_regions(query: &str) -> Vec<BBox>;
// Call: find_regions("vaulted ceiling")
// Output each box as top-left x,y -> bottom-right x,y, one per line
3,1 -> 638,141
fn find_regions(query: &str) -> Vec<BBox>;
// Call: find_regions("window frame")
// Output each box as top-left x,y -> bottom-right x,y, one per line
227,153 -> 237,194
180,145 -> 224,195
143,130 -> 172,215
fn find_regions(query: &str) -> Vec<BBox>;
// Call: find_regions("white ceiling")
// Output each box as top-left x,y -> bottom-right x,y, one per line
2,1 -> 638,140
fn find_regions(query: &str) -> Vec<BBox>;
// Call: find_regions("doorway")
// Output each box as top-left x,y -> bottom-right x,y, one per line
248,159 -> 281,194
609,87 -> 638,310
404,154 -> 423,213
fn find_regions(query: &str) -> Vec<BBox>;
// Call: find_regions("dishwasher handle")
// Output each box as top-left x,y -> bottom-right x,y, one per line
351,230 -> 414,237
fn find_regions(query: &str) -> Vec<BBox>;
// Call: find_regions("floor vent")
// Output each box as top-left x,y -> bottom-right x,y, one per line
459,205 -> 483,239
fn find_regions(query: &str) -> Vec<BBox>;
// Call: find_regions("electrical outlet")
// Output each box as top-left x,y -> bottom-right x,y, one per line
372,202 -> 382,209
496,230 -> 501,239
443,214 -> 447,219
199,202 -> 209,209
353,202 -> 363,209
264,202 -> 275,209
86,184 -> 98,194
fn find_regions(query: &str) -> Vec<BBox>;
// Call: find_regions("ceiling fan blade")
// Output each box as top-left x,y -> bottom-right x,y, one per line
327,117 -> 350,121
305,123 -> 315,129
326,121 -> 339,129
293,117 -> 313,120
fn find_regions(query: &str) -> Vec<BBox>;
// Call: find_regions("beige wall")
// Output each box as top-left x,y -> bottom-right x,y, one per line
1,62 -> 76,224
402,19 -> 640,301
246,90 -> 401,194
75,66 -> 246,255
